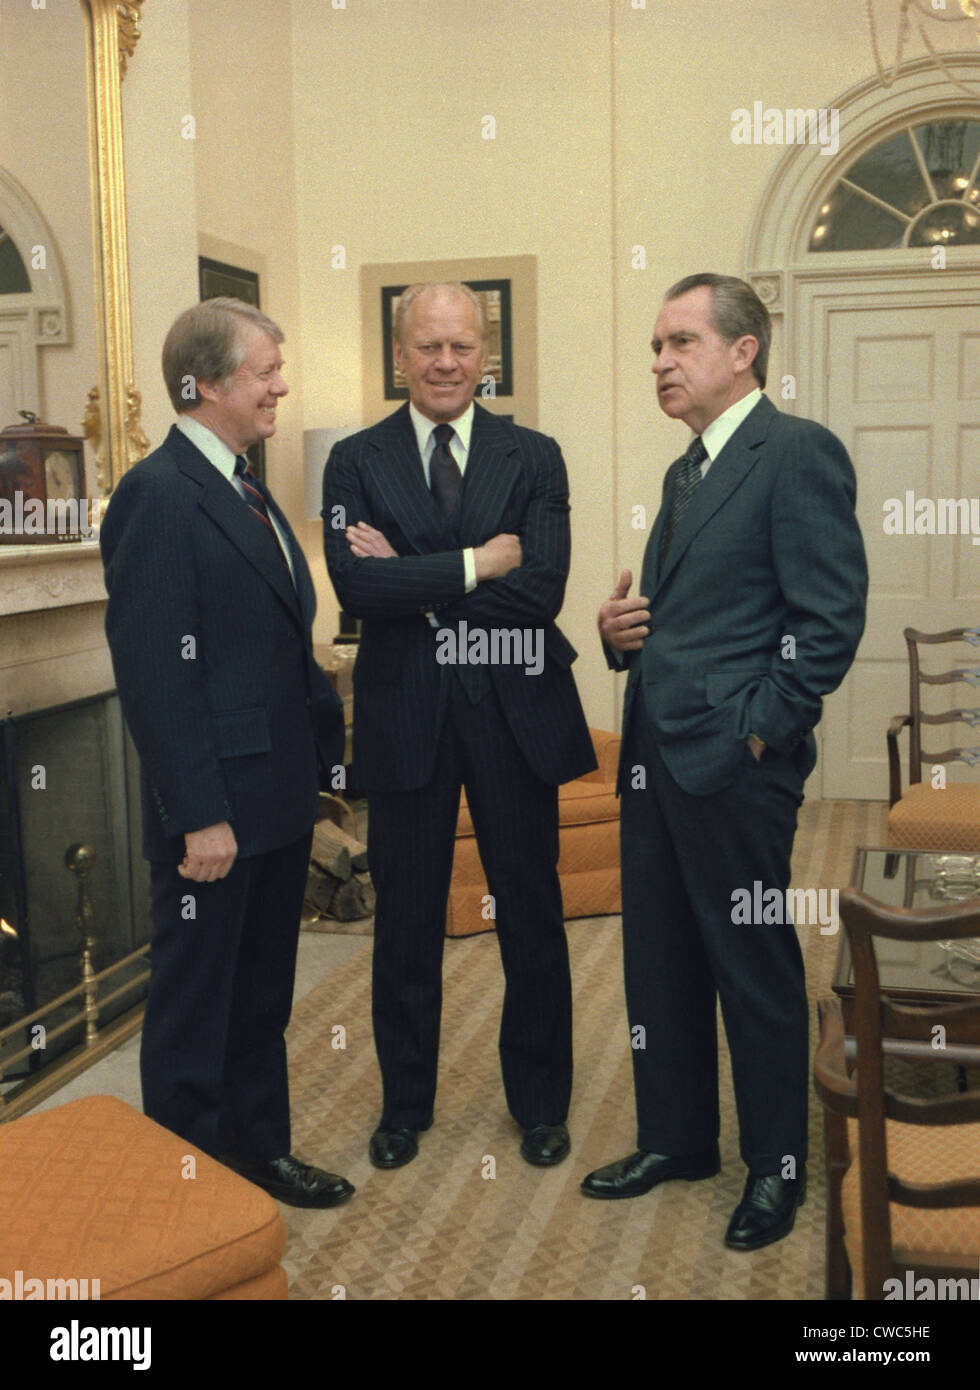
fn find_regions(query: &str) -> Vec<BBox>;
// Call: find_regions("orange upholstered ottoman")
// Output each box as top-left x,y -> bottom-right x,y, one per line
0,1095 -> 287,1300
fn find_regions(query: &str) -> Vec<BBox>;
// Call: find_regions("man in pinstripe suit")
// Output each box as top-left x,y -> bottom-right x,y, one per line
582,275 -> 866,1248
102,299 -> 352,1209
323,283 -> 595,1169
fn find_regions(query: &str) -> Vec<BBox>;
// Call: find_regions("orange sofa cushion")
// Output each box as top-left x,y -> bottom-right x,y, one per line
0,1095 -> 287,1300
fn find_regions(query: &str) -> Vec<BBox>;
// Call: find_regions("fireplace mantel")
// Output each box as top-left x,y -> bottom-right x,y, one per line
0,543 -> 107,618
0,544 -> 114,717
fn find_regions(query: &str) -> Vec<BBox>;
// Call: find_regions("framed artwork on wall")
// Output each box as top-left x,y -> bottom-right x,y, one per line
380,279 -> 513,401
360,255 -> 537,430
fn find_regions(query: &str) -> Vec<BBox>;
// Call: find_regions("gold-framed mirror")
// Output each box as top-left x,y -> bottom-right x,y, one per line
80,0 -> 148,493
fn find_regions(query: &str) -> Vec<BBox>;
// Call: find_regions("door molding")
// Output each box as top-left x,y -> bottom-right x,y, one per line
743,53 -> 980,800
745,53 -> 980,321
0,166 -> 70,420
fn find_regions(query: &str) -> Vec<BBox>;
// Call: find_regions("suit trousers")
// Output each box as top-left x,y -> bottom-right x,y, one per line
620,716 -> 809,1173
141,829 -> 313,1159
367,675 -> 572,1131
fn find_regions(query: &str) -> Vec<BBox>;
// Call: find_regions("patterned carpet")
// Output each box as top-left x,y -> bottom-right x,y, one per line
281,798 -> 890,1300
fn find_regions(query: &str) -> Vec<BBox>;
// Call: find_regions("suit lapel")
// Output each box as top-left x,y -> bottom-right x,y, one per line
263,486 -> 316,629
459,406 -> 522,541
364,402 -> 521,551
364,404 -> 452,553
167,427 -> 303,626
655,397 -> 774,591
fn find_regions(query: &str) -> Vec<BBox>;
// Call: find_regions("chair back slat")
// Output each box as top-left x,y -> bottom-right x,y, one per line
879,997 -> 980,1043
840,886 -> 980,1298
902,627 -> 980,783
885,1089 -> 980,1126
889,1175 -> 980,1209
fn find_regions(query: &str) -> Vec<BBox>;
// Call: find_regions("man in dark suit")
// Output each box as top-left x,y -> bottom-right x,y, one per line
100,298 -> 353,1209
582,274 -> 867,1249
323,282 -> 595,1170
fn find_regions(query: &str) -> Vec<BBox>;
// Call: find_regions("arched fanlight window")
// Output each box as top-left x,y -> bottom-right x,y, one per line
0,224 -> 31,293
809,119 -> 980,251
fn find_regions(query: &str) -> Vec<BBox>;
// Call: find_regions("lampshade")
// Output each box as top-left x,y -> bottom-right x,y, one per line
303,426 -> 361,519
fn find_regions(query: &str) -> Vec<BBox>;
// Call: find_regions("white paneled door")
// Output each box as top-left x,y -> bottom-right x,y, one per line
804,288 -> 980,800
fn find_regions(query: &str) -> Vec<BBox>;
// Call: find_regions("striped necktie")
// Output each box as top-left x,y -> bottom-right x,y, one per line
234,456 -> 291,574
659,434 -> 707,564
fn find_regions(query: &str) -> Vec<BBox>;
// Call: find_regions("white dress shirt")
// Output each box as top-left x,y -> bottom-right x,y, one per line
408,401 -> 477,592
697,387 -> 762,476
176,414 -> 295,583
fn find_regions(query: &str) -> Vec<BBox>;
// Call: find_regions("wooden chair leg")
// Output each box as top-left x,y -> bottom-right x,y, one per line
824,1108 -> 853,1300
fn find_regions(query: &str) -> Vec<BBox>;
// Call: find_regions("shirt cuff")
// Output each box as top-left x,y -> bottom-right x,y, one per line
463,547 -> 476,592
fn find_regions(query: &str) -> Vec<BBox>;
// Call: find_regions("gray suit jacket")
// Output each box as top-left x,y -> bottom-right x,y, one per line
615,395 -> 868,796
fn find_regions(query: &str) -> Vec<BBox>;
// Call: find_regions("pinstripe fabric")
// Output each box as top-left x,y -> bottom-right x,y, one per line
322,403 -> 595,792
369,680 -> 570,1129
322,402 -> 593,1129
605,394 -> 867,1175
100,423 -> 345,1159
617,397 -> 868,798
101,425 -> 345,861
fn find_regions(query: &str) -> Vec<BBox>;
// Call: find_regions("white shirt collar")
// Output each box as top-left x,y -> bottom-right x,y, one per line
408,400 -> 475,460
699,387 -> 763,463
175,414 -> 239,484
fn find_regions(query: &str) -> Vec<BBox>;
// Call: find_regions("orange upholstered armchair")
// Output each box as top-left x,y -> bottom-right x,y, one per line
446,727 -> 621,937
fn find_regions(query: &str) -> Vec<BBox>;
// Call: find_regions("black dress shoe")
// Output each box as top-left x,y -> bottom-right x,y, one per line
724,1168 -> 807,1250
581,1145 -> 721,1199
369,1126 -> 421,1169
521,1123 -> 570,1167
221,1154 -> 354,1209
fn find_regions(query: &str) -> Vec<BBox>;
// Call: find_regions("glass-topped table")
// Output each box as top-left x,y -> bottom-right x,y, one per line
832,847 -> 980,1063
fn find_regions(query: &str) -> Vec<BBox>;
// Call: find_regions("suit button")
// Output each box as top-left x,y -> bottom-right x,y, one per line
305,697 -> 311,707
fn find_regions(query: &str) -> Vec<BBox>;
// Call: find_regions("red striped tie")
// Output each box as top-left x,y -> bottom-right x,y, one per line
235,456 -> 291,573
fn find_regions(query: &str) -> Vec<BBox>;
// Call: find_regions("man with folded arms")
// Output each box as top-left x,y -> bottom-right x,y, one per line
583,274 -> 866,1249
323,282 -> 595,1171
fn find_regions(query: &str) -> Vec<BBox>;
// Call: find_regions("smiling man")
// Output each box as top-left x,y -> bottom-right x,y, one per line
582,274 -> 867,1250
101,298 -> 351,1209
323,282 -> 595,1172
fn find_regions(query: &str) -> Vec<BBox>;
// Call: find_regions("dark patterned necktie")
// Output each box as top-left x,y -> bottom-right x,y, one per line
429,423 -> 461,517
234,456 -> 291,573
659,434 -> 707,564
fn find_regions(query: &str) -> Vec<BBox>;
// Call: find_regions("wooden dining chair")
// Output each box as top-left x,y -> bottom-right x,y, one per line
814,887 -> 980,1300
886,626 -> 980,852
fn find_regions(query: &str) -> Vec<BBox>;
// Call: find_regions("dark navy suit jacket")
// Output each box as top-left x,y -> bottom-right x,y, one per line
323,402 -> 595,791
101,424 -> 344,862
616,395 -> 868,795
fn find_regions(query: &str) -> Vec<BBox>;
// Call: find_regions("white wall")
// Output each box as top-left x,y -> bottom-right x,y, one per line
14,0 -> 979,735
0,0 -> 96,462
290,0 -> 617,714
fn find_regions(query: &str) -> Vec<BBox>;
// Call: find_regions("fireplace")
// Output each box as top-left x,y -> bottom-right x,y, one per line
0,691 -> 151,1081
0,543 -> 152,1110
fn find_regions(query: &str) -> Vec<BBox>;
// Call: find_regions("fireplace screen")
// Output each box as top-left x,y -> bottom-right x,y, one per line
0,691 -> 152,1079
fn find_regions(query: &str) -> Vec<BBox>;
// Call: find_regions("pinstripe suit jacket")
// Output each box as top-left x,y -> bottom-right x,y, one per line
614,395 -> 867,796
323,402 -> 595,791
101,425 -> 345,862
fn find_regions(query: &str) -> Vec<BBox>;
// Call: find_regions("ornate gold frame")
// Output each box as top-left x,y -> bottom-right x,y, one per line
80,0 -> 148,493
